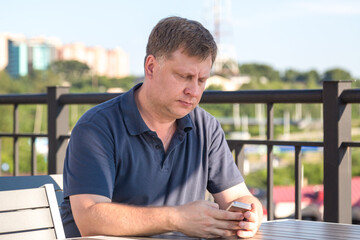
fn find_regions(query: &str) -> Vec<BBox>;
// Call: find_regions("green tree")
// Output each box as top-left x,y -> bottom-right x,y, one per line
50,60 -> 90,83
304,70 -> 321,88
322,68 -> 352,81
283,69 -> 300,83
239,63 -> 281,82
282,69 -> 320,88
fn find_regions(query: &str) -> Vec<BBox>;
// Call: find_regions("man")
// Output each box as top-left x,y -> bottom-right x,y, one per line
61,16 -> 263,239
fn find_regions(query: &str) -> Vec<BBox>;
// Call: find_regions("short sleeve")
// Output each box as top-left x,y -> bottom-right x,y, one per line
206,119 -> 244,194
63,121 -> 116,199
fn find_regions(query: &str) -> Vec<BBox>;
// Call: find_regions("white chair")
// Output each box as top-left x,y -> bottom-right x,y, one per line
0,174 -> 63,206
0,184 -> 65,240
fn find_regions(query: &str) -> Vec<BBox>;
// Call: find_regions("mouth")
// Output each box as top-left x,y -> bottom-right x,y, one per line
179,100 -> 192,106
179,98 -> 197,107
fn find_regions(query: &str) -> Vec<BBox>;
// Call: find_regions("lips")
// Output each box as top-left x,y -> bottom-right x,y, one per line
179,100 -> 192,106
179,98 -> 197,106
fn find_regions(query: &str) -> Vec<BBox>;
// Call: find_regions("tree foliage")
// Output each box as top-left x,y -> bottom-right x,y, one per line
323,68 -> 352,81
50,60 -> 90,83
245,162 -> 324,189
282,69 -> 320,87
239,63 -> 281,82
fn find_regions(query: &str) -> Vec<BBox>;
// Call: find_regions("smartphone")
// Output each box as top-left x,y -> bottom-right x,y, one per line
226,201 -> 252,212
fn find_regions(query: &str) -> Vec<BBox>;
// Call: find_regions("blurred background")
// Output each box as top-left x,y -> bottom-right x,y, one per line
1,0 -> 360,221
1,0 -> 359,80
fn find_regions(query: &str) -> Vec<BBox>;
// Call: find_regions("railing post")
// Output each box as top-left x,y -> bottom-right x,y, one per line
295,146 -> 302,220
267,103 -> 274,220
47,86 -> 69,174
0,140 -> 2,176
31,136 -> 36,175
13,104 -> 19,176
323,80 -> 352,223
235,144 -> 245,176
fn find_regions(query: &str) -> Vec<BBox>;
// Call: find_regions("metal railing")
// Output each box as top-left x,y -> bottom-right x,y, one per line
0,81 -> 359,224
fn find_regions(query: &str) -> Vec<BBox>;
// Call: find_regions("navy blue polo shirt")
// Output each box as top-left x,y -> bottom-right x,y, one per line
61,83 -> 243,237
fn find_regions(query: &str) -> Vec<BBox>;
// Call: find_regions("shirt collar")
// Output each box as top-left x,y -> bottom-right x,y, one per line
121,83 -> 193,135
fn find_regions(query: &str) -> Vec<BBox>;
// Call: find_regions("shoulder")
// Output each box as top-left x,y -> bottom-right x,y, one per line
76,95 -> 123,126
189,106 -> 220,130
69,95 -> 126,146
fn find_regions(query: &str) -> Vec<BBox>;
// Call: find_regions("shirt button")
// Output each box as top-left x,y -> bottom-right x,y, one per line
155,145 -> 161,150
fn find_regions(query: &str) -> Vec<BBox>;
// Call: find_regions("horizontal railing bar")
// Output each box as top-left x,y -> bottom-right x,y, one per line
57,89 -> 325,105
62,136 -> 323,147
342,141 -> 360,147
0,88 -> 358,106
60,135 -> 70,140
0,94 -> 47,104
200,89 -> 323,104
0,133 -> 47,138
227,139 -> 323,147
59,93 -> 121,104
340,89 -> 360,103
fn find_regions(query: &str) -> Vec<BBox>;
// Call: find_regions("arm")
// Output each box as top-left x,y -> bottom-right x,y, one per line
70,194 -> 246,238
70,194 -> 174,237
213,182 -> 263,238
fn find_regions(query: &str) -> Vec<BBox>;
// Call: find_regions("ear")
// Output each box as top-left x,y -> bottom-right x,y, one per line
144,55 -> 156,79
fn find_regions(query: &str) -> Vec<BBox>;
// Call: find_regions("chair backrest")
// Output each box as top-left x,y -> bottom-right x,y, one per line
0,174 -> 63,206
0,184 -> 65,240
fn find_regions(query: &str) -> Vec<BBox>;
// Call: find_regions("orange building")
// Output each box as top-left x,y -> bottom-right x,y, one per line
59,43 -> 129,78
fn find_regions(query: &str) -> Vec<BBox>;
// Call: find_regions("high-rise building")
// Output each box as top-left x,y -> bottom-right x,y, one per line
29,44 -> 51,71
107,47 -> 129,78
28,37 -> 60,71
0,34 -> 9,71
0,32 -> 130,78
7,39 -> 28,78
90,46 -> 108,76
59,43 -> 129,78
60,42 -> 87,63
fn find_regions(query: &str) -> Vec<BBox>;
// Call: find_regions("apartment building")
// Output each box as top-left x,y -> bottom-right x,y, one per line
0,33 -> 130,78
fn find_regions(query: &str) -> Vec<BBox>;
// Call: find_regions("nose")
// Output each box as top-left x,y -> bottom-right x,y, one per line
184,79 -> 202,97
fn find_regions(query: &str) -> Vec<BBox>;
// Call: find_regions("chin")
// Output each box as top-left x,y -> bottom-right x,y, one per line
177,109 -> 194,118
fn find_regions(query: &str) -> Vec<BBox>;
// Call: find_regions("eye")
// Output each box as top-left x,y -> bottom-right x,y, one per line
178,73 -> 193,81
177,73 -> 186,79
199,78 -> 207,84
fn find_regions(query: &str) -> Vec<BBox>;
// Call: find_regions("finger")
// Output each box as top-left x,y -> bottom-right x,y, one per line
239,220 -> 257,231
208,228 -> 238,238
213,209 -> 245,221
216,219 -> 243,231
204,201 -> 220,209
244,204 -> 258,222
244,210 -> 256,222
237,229 -> 256,239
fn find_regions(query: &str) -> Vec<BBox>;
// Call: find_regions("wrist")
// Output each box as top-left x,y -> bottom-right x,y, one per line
166,205 -> 181,233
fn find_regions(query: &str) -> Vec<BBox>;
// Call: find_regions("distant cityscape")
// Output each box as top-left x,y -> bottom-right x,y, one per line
0,33 -> 130,78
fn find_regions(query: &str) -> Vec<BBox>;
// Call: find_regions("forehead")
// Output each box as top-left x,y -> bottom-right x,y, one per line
162,49 -> 212,76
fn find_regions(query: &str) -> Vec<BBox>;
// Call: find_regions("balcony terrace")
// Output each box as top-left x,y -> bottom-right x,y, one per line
0,80 -> 359,224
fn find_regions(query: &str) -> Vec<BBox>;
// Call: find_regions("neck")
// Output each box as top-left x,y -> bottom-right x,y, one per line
134,85 -> 176,148
135,83 -> 177,152
134,86 -> 176,132
134,83 -> 175,130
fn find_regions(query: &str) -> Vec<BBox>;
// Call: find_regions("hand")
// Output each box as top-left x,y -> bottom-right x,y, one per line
172,200 -> 244,238
236,203 -> 259,238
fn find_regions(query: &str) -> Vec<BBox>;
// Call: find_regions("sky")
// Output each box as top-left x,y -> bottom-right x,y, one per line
0,0 -> 359,78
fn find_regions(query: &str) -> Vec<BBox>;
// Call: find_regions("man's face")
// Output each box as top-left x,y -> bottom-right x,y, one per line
146,49 -> 212,121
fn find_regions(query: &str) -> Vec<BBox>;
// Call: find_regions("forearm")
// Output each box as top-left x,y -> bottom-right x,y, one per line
75,202 -> 177,237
